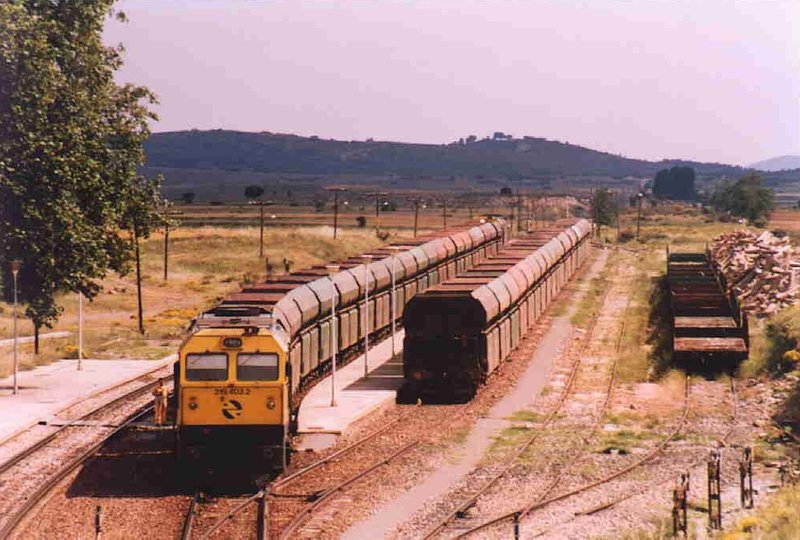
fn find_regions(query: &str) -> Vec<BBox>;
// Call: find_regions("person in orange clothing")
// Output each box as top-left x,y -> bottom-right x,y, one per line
152,379 -> 169,425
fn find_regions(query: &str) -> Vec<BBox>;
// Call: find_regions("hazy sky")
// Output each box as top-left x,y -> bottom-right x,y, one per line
105,1 -> 800,165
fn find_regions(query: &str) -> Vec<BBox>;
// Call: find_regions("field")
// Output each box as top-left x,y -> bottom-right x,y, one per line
0,226 -> 393,377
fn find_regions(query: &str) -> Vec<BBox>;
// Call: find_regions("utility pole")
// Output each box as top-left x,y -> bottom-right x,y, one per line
163,200 -> 171,280
362,254 -> 373,378
442,200 -> 448,230
413,199 -> 421,237
327,187 -> 348,239
11,260 -> 20,395
259,200 -> 265,257
367,191 -> 388,234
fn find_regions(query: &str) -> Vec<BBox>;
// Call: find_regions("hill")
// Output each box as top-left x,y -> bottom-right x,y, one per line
750,155 -> 800,172
142,130 -> 800,200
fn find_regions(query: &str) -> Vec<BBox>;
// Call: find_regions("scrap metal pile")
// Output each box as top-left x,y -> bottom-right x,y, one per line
711,230 -> 800,317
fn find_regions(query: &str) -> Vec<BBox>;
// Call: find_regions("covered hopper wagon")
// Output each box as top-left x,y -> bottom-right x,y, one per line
401,219 -> 592,402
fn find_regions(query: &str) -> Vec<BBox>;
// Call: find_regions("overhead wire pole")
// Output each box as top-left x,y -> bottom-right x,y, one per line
258,200 -> 265,257
327,265 -> 340,406
413,199 -> 421,238
389,247 -> 401,359
362,254 -> 373,378
327,186 -> 348,239
442,199 -> 448,230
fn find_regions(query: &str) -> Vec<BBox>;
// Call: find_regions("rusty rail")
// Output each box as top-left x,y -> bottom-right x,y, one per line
423,282 -> 612,539
457,375 -> 692,538
277,441 -> 419,540
181,492 -> 201,540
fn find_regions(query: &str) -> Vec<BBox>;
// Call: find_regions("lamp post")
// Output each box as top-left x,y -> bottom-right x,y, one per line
636,192 -> 644,240
78,291 -> 84,371
11,260 -> 20,395
389,247 -> 401,359
361,254 -> 373,378
327,265 -> 340,406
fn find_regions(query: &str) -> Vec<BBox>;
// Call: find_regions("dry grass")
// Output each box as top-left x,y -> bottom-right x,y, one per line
0,226 -> 393,377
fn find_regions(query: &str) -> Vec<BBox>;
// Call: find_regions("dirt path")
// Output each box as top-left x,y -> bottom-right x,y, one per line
342,248 -> 610,539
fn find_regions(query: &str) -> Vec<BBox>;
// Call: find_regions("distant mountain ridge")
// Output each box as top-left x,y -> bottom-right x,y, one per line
144,130 -> 752,180
749,155 -> 800,172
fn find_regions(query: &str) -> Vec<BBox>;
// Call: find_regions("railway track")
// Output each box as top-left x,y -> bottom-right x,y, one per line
0,372 -> 172,538
457,374 -> 692,538
422,280 -> 614,539
197,404 -> 429,539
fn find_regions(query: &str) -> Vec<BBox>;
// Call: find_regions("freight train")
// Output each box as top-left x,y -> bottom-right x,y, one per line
174,219 -> 507,480
667,251 -> 748,370
401,219 -> 592,401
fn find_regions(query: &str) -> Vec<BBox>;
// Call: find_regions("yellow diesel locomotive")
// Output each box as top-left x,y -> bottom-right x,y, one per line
175,220 -> 507,480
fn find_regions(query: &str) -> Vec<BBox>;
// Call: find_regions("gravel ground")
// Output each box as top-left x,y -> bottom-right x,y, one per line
3,370 -> 174,539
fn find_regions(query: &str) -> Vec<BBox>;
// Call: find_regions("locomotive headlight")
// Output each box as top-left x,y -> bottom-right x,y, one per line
189,397 -> 198,410
266,397 -> 276,410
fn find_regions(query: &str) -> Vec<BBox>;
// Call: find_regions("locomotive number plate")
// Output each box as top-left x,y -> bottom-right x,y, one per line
213,388 -> 252,396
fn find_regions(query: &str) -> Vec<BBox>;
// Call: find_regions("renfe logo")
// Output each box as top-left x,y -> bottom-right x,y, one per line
222,399 -> 243,419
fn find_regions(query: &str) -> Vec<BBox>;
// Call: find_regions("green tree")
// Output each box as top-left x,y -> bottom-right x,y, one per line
0,2 -> 160,350
653,166 -> 696,200
244,185 -> 265,200
590,188 -> 618,236
712,173 -> 774,226
180,191 -> 196,204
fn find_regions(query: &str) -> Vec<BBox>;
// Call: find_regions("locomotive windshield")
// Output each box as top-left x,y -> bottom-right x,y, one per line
185,353 -> 228,381
237,353 -> 279,381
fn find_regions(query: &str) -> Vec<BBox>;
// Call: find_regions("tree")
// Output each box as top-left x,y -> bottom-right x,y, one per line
653,166 -> 696,200
180,191 -> 196,204
121,176 -> 166,334
244,185 -> 265,200
590,188 -> 618,236
711,173 -> 774,226
0,2 -> 160,351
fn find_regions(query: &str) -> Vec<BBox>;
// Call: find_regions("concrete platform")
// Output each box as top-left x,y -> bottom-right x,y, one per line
0,356 -> 175,446
296,330 -> 404,448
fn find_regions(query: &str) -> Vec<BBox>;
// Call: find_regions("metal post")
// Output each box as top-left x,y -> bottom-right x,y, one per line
708,450 -> 722,529
256,491 -> 267,540
362,254 -> 373,378
740,446 -> 754,508
78,291 -> 84,371
636,192 -> 643,240
413,200 -> 420,238
163,200 -> 170,281
442,200 -> 447,230
333,190 -> 339,239
11,260 -> 20,395
259,202 -> 265,257
513,512 -> 520,539
390,248 -> 399,358
327,265 -> 339,407
94,505 -> 103,540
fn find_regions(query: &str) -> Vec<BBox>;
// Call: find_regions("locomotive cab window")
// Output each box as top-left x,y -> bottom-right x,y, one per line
237,353 -> 279,381
185,353 -> 228,381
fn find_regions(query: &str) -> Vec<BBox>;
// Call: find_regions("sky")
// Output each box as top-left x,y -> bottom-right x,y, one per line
104,1 -> 800,166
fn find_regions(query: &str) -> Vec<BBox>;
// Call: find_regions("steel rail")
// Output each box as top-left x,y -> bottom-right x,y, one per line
572,373 -> 739,520
198,404 -> 422,539
273,403 -> 420,491
457,375 -> 692,538
277,441 -> 419,540
423,281 -> 612,539
0,403 -> 156,538
0,373 -> 171,477
0,362 -> 171,451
